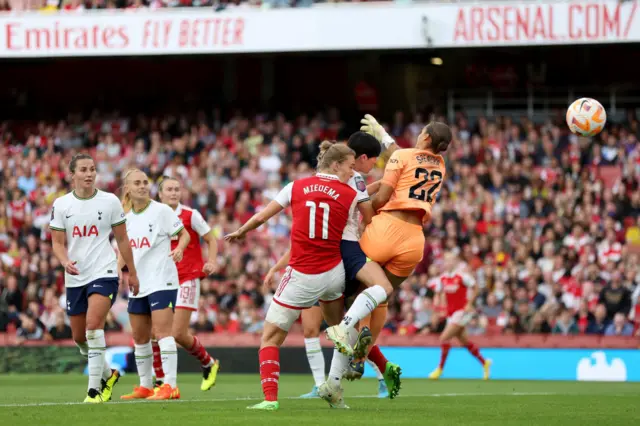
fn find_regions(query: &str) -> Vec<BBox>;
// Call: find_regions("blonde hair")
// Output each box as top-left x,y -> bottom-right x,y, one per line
316,140 -> 355,173
121,168 -> 146,213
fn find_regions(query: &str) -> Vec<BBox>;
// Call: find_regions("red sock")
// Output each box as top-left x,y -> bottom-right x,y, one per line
189,336 -> 214,367
259,346 -> 280,402
465,342 -> 485,365
439,343 -> 451,369
152,340 -> 164,380
367,345 -> 388,373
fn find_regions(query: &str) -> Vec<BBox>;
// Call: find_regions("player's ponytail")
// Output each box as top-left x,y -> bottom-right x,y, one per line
316,140 -> 337,166
316,140 -> 355,174
120,168 -> 141,213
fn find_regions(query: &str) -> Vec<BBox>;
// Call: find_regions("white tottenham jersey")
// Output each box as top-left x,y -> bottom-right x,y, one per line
342,171 -> 370,241
49,189 -> 126,288
125,200 -> 184,298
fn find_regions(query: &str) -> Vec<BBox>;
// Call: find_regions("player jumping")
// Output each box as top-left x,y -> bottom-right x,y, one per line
225,141 -> 358,411
326,116 -> 452,369
154,176 -> 220,391
50,153 -> 139,403
429,252 -> 491,380
119,169 -> 190,400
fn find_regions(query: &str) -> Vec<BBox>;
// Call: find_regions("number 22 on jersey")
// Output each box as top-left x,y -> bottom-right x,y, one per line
306,201 -> 330,240
409,168 -> 443,203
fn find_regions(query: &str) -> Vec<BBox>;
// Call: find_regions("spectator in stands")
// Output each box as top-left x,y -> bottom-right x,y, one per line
586,304 -> 610,335
15,315 -> 44,344
604,312 -> 634,336
47,311 -> 73,341
552,306 -> 579,335
599,273 -> 632,321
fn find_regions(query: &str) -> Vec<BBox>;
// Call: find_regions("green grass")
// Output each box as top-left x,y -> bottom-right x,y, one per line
0,374 -> 639,425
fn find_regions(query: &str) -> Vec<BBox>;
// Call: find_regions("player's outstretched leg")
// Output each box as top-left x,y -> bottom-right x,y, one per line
458,332 -> 491,380
82,292 -> 119,403
122,313 -> 155,400
173,307 -> 219,392
147,295 -> 180,400
151,338 -> 165,389
367,344 -> 401,399
300,305 -> 324,398
318,298 -> 352,409
430,322 -> 461,380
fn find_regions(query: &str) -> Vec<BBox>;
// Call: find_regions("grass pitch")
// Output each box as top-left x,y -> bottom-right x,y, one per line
0,374 -> 639,425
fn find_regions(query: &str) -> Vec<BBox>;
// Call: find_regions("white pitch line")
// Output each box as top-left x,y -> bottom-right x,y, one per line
0,392 -> 559,408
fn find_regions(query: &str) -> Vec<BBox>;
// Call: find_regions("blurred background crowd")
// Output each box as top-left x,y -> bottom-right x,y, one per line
0,0 -> 389,12
2,104 -> 640,343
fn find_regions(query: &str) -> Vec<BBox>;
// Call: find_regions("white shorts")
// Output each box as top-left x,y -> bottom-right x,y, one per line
176,278 -> 200,311
273,262 -> 345,310
447,309 -> 473,327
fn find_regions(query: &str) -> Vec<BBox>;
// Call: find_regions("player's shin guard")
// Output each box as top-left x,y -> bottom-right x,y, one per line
134,341 -> 154,389
259,346 -> 280,402
189,335 -> 214,367
304,337 -> 325,387
465,342 -> 486,364
159,337 -> 178,388
151,339 -> 165,382
340,285 -> 387,330
86,330 -> 106,392
367,345 -> 389,373
439,343 -> 451,369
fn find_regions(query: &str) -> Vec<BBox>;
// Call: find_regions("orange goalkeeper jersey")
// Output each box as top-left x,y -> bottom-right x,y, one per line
378,148 -> 446,223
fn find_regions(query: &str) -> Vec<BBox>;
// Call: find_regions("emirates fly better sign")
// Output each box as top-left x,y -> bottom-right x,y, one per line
0,1 -> 637,58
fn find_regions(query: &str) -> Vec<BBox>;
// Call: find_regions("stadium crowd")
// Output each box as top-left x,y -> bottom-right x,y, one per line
0,0 -> 366,12
1,107 -> 640,343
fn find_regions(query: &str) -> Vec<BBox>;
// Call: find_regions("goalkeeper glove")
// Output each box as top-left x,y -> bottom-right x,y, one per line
360,114 -> 395,149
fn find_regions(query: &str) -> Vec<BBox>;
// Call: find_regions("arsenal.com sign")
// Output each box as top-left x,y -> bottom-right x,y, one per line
0,1 -> 637,58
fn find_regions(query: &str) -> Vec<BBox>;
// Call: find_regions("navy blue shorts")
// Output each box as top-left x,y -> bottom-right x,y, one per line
66,278 -> 119,316
341,240 -> 367,298
127,290 -> 178,315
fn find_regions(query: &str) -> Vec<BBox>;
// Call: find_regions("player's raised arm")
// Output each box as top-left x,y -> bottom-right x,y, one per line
360,114 -> 398,155
225,182 -> 291,242
372,151 -> 404,211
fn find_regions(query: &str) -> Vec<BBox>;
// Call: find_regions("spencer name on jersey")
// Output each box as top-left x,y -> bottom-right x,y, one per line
171,204 -> 212,283
49,189 -> 126,288
275,173 -> 357,275
125,200 -> 185,298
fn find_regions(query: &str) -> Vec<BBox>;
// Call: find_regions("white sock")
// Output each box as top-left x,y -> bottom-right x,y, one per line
78,340 -> 111,382
86,329 -> 106,392
340,285 -> 387,330
327,330 -> 357,385
367,359 -> 384,380
134,341 -> 153,389
304,337 -> 325,387
159,336 -> 178,388
328,349 -> 350,386
102,359 -> 113,381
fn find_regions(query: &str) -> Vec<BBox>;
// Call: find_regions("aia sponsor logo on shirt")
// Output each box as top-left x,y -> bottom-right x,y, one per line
72,225 -> 99,238
130,237 -> 151,249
